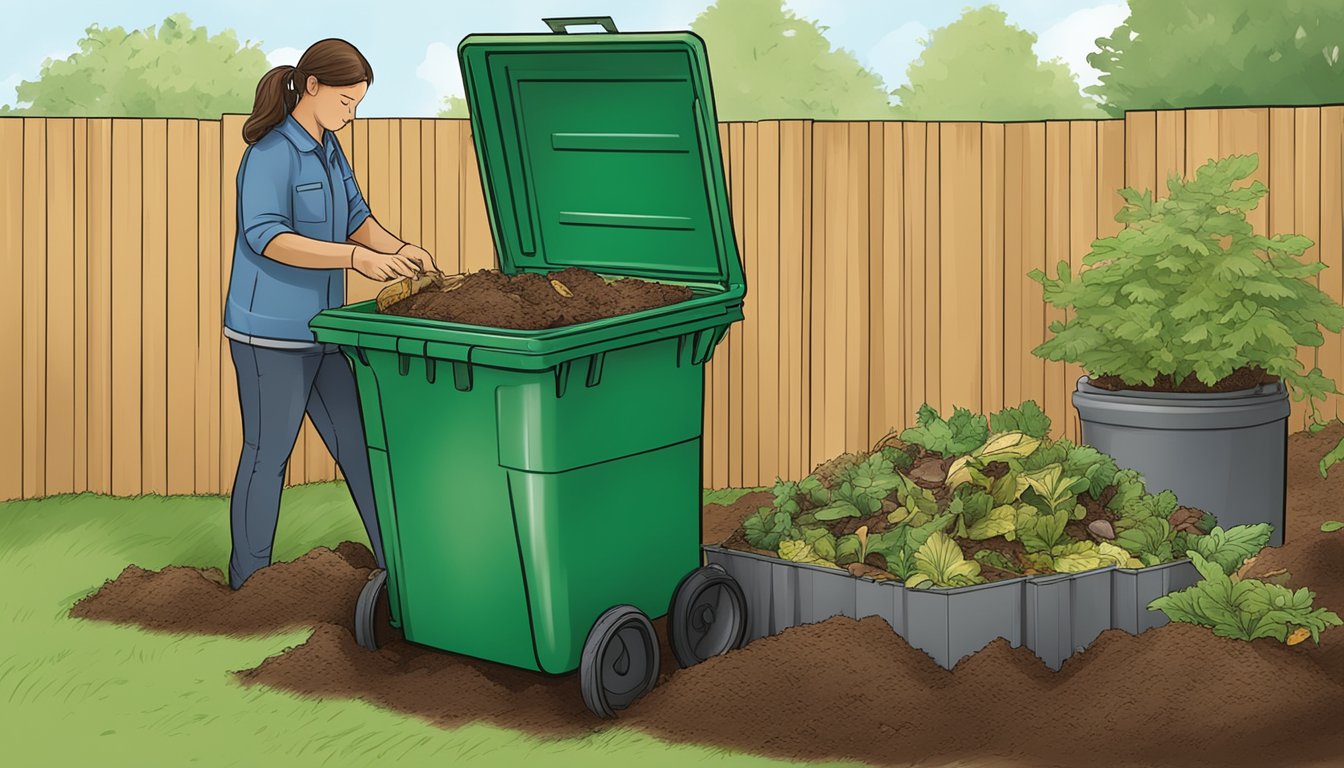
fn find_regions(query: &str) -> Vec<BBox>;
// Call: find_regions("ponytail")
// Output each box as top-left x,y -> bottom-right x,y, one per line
241,41 -> 374,145
243,65 -> 300,144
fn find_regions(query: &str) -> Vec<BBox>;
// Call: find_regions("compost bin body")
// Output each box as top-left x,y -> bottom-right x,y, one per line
1072,376 -> 1289,546
311,27 -> 746,675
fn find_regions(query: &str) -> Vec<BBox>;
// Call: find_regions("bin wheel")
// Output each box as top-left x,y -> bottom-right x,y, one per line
354,568 -> 393,651
668,565 -> 748,668
580,605 -> 659,719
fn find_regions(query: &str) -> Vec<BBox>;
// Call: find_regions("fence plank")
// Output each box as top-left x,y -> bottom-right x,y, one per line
111,120 -> 142,497
460,122 -> 494,273
73,119 -> 89,493
756,121 -> 782,482
1294,108 -> 1323,432
1185,109 -> 1221,176
420,120 -> 437,271
742,121 -> 760,486
867,122 -> 889,441
1319,107 -> 1344,422
845,122 -> 871,454
728,121 -> 745,487
166,120 -> 198,495
1043,123 -> 1070,438
1220,108 -> 1271,235
0,120 -> 23,500
435,121 -> 462,274
778,121 -> 806,480
1155,110 -> 1185,197
881,122 -> 905,438
1065,122 -> 1099,442
1125,111 -> 1156,198
399,119 -> 422,246
981,123 -> 1005,417
811,122 -> 838,469
347,119 -> 380,303
940,122 -> 982,415
87,121 -> 112,495
1097,120 -> 1127,237
22,120 -> 48,499
1021,123 -> 1048,419
141,120 -> 169,495
45,118 -> 75,495
903,123 -> 928,422
197,121 -> 221,494
924,125 -> 942,416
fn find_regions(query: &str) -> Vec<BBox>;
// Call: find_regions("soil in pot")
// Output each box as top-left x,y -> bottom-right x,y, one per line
1088,365 -> 1278,393
379,266 -> 693,330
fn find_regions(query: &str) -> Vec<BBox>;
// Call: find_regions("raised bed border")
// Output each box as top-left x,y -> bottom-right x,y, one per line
703,544 -> 1199,671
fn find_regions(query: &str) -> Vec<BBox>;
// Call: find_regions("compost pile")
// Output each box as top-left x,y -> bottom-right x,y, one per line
378,266 -> 693,330
720,402 -> 1233,588
68,424 -> 1344,768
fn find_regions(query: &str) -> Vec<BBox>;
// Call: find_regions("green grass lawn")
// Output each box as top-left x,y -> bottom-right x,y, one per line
0,483 -> 829,768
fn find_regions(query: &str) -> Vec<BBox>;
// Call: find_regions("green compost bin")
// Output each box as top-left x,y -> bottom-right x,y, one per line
310,22 -> 745,677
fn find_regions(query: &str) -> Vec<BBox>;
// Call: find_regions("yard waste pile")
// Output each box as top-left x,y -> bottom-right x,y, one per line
66,422 -> 1344,767
376,266 -> 694,330
721,401 -> 1247,587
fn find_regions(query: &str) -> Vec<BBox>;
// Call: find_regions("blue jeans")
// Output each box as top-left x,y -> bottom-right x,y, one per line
227,340 -> 386,588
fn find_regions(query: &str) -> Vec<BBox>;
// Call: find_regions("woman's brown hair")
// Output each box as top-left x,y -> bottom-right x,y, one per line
243,38 -> 373,144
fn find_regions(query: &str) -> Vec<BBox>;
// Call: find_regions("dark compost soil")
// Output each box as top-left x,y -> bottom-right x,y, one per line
380,266 -> 693,330
69,428 -> 1344,768
1089,365 -> 1278,393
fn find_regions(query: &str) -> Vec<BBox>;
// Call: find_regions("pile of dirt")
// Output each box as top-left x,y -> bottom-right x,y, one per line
380,266 -> 693,330
69,427 -> 1344,767
1088,365 -> 1278,393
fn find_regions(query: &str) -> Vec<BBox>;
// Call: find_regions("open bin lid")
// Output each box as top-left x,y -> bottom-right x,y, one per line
457,17 -> 744,294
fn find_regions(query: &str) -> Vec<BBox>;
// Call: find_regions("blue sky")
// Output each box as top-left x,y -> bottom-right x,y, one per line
1,0 -> 1129,116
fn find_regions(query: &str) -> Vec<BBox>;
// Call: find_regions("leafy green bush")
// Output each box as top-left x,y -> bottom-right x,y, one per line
1029,154 -> 1344,475
1149,551 -> 1342,644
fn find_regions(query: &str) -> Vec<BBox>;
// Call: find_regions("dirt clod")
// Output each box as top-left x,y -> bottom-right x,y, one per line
380,267 -> 692,330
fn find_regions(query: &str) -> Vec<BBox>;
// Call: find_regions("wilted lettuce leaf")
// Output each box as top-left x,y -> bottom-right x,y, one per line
989,401 -> 1052,439
904,531 -> 984,589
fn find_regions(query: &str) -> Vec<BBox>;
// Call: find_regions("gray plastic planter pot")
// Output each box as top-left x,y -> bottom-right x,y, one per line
703,544 -> 1199,671
1073,375 -> 1289,546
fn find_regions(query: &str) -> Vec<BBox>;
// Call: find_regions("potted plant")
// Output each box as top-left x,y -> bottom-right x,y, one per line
1030,154 -> 1344,547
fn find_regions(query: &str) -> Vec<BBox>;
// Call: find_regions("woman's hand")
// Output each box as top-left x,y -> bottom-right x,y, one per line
352,245 -> 423,281
396,243 -> 440,275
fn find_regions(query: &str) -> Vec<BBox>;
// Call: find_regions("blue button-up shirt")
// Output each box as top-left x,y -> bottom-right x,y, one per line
223,115 -> 372,344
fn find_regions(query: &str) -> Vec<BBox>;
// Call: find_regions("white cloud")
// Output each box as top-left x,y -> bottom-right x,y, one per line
416,41 -> 464,99
0,73 -> 22,107
266,47 -> 303,67
866,21 -> 928,91
1034,3 -> 1128,88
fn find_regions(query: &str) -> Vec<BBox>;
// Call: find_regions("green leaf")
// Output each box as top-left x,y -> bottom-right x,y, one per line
966,504 -> 1018,541
1113,516 -> 1175,563
1049,540 -> 1141,573
900,404 -> 990,458
904,532 -> 984,589
813,500 -> 863,521
1015,504 -> 1071,553
1188,524 -> 1273,575
743,507 -> 795,550
777,539 -> 839,569
1322,521 -> 1344,533
1320,436 -> 1344,478
973,549 -> 1019,573
988,401 -> 1052,439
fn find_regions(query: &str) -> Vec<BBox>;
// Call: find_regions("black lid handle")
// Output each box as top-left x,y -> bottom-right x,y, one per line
543,16 -> 618,33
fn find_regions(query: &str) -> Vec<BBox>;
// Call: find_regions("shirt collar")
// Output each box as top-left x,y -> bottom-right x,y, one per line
276,114 -> 337,161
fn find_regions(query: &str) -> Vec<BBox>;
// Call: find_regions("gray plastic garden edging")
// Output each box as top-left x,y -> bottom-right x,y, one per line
1073,375 -> 1289,547
703,544 -> 1200,671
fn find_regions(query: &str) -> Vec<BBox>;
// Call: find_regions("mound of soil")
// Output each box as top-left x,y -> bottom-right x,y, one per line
380,266 -> 693,330
1089,365 -> 1278,393
69,427 -> 1344,768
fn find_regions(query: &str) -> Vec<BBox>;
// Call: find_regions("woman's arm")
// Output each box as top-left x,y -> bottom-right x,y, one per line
349,217 -> 405,254
264,232 -> 422,280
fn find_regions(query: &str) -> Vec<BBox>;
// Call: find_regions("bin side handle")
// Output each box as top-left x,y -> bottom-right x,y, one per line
544,16 -> 617,33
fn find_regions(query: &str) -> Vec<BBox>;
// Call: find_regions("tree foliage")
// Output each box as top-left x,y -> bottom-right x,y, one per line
892,6 -> 1102,120
1088,0 -> 1344,116
3,13 -> 269,118
690,0 -> 894,120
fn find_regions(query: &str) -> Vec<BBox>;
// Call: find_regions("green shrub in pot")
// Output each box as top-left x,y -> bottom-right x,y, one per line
1029,154 -> 1344,544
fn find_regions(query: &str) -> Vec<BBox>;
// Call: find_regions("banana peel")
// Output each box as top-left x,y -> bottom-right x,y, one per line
376,271 -> 466,312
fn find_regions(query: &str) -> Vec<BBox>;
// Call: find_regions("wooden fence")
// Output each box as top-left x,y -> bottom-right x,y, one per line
2,107 -> 1343,501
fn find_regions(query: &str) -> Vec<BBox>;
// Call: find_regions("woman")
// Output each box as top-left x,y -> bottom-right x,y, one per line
224,39 -> 435,589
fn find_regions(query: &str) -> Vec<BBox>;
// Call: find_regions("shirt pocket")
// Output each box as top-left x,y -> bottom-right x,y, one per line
293,181 -> 328,223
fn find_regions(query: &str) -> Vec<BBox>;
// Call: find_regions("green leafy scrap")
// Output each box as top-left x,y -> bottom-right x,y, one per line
973,549 -> 1019,573
744,507 -> 797,550
988,401 -> 1052,439
1014,504 -> 1072,553
1113,516 -> 1176,566
1188,524 -> 1273,576
904,531 -> 985,589
899,404 -> 990,458
1061,443 -> 1119,499
870,512 -> 956,581
1149,552 -> 1343,644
